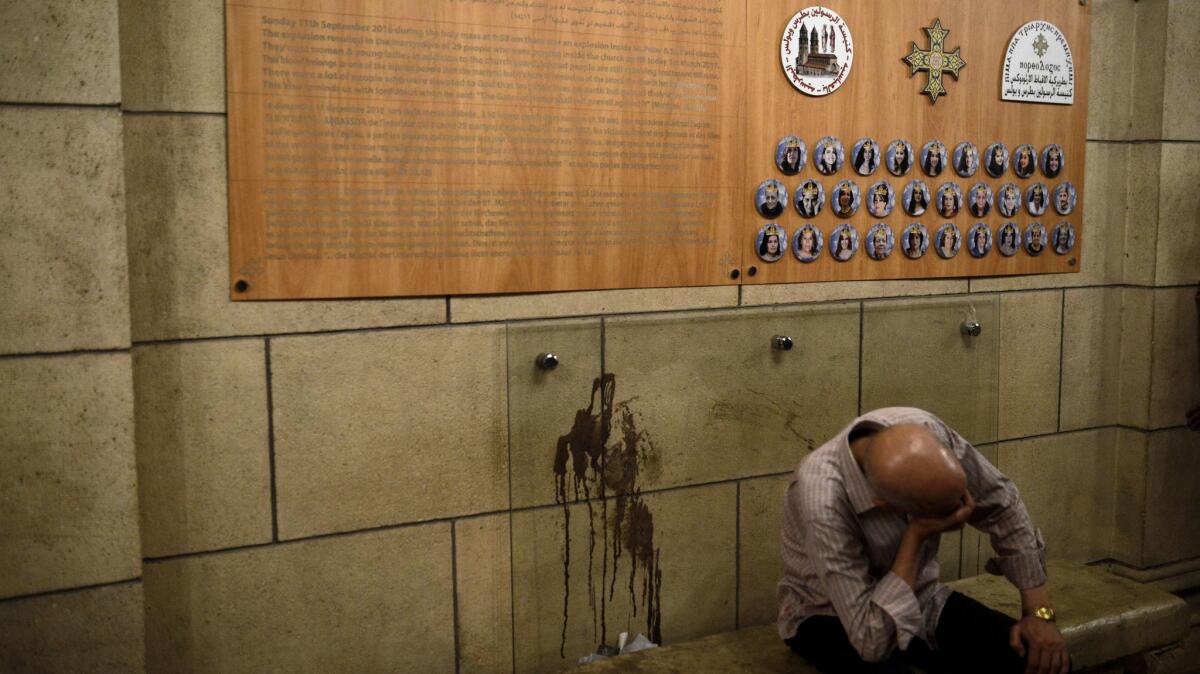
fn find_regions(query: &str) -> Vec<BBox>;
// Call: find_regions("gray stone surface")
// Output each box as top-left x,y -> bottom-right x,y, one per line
134,339 -> 272,557
0,107 -> 129,354
0,353 -> 141,599
0,1 -> 121,104
119,0 -> 225,112
0,582 -> 145,673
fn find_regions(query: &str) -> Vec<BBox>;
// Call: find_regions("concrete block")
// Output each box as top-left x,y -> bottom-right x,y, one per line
0,582 -> 145,673
1154,143 -> 1200,286
997,429 -> 1118,563
737,475 -> 791,628
123,114 -> 444,342
0,107 -> 129,354
1129,0 -> 1171,140
508,319 -> 602,509
997,291 -> 1063,440
0,1 -> 120,104
455,514 -> 514,674
1123,143 -> 1162,286
511,484 -> 737,673
1086,0 -> 1141,140
603,305 -> 859,492
1065,285 -> 1128,426
1118,287 -> 1155,429
970,142 -> 1125,292
271,325 -> 509,539
133,339 -> 272,557
742,279 -> 967,306
1163,0 -> 1200,140
1143,428 -> 1200,565
144,524 -> 455,673
861,295 -> 999,445
1149,287 -> 1200,430
1112,429 -> 1149,567
119,0 -> 225,112
451,286 -> 737,323
1060,288 -> 1153,431
0,354 -> 140,599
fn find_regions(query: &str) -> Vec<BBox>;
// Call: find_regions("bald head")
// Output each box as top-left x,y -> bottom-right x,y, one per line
859,424 -> 967,516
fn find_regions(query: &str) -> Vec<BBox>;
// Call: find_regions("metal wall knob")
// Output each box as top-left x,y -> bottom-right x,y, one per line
961,320 -> 982,337
772,335 -> 794,351
535,353 -> 559,371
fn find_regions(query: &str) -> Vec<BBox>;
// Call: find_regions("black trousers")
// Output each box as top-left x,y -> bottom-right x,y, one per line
785,592 -> 1030,674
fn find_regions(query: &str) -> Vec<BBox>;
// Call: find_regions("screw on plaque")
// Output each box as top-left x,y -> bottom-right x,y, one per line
535,353 -> 559,371
234,280 -> 249,293
730,269 -> 741,279
961,320 -> 982,337
747,266 -> 758,277
772,335 -> 795,351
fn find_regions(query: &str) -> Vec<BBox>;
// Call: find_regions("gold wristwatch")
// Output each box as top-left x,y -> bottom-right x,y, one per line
1031,606 -> 1056,622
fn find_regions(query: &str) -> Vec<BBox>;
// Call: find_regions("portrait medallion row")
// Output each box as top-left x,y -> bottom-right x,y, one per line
755,221 -> 1077,264
755,178 -> 1076,221
775,136 -> 1067,180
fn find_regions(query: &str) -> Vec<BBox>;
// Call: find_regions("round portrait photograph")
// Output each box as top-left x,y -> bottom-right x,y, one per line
756,223 -> 788,262
902,180 -> 931,217
851,137 -> 881,176
794,179 -> 825,218
866,181 -> 895,218
967,183 -> 993,219
776,135 -> 807,175
984,143 -> 1009,178
866,223 -> 894,260
887,139 -> 914,176
830,224 -> 859,262
996,222 -> 1021,257
996,183 -> 1022,218
1012,144 -> 1038,179
793,224 -> 824,263
831,180 -> 860,218
936,182 -> 962,219
921,140 -> 948,177
968,223 -> 993,258
755,179 -> 788,218
953,141 -> 979,178
1052,221 -> 1076,255
901,223 -> 929,259
935,223 -> 961,259
1042,144 -> 1065,179
814,136 -> 845,175
1026,182 -> 1049,217
1053,182 -> 1077,216
1025,222 -> 1048,257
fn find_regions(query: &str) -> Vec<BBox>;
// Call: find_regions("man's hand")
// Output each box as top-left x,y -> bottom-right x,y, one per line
1010,616 -> 1069,674
1187,404 -> 1200,431
906,491 -> 975,540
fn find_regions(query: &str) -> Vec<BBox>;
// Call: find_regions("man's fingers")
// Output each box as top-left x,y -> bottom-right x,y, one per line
1010,624 -> 1025,657
1058,649 -> 1070,674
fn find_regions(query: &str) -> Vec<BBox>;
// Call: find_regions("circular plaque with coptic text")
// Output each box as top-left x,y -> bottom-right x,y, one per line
781,7 -> 854,96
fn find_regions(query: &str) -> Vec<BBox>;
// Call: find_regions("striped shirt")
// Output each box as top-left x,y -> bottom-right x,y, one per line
776,407 -> 1046,662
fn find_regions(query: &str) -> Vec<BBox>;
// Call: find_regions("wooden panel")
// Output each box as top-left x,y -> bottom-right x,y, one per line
743,0 -> 1089,285
226,0 -> 746,298
226,0 -> 1088,299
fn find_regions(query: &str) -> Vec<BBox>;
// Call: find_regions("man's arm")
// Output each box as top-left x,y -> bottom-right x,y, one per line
935,421 -> 1069,674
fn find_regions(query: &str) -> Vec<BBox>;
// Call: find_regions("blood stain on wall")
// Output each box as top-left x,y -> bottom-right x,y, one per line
553,373 -> 663,658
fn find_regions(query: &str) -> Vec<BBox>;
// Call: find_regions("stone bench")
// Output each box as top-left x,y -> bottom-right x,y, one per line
573,561 -> 1189,673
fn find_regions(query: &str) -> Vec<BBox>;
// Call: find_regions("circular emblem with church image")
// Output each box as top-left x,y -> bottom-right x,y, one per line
780,7 -> 855,96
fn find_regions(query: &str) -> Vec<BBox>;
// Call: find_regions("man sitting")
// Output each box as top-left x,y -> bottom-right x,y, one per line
777,407 -> 1069,673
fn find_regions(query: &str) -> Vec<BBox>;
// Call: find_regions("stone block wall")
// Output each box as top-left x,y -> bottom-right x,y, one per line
0,0 -> 1196,672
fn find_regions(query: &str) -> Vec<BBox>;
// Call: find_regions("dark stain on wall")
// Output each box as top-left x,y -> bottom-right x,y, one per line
553,374 -> 663,657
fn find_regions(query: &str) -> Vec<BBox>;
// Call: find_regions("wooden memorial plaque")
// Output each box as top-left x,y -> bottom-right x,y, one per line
226,0 -> 1088,299
226,0 -> 746,299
